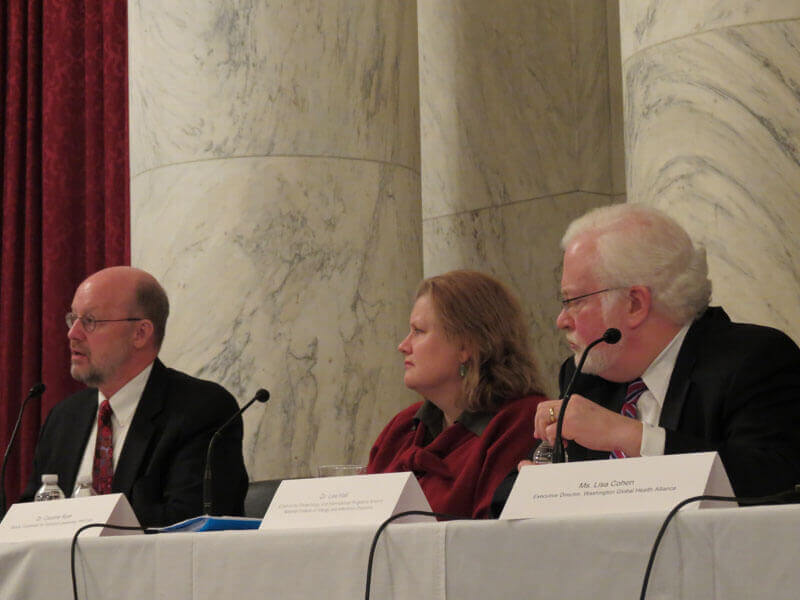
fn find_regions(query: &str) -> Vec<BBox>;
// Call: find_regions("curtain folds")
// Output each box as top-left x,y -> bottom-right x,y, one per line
0,0 -> 128,506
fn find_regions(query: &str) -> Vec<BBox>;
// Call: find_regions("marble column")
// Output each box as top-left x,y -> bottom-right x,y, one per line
129,1 -> 421,478
418,0 -> 625,393
622,1 -> 800,342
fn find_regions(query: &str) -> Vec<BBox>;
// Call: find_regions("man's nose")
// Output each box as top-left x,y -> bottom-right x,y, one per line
68,319 -> 85,340
556,307 -> 572,330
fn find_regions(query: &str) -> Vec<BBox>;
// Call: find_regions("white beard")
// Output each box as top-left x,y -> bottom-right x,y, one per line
571,340 -> 616,376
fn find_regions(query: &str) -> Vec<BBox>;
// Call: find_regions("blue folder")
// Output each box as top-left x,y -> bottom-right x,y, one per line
159,515 -> 262,533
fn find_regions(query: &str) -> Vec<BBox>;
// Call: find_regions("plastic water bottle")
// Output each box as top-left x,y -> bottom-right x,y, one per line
34,474 -> 66,501
532,440 -> 568,464
72,477 -> 97,498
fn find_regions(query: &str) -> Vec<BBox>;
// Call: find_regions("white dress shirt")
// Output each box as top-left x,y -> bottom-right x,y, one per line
73,362 -> 154,494
637,324 -> 691,456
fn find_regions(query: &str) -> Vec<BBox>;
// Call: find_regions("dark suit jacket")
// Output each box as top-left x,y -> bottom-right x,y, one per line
492,307 -> 800,514
21,359 -> 249,527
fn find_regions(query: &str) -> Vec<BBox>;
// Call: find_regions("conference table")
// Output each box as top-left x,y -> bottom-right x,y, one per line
1,504 -> 798,599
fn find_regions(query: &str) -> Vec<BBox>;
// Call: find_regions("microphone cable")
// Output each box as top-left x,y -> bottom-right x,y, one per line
640,485 -> 800,600
364,510 -> 465,600
70,522 -> 159,600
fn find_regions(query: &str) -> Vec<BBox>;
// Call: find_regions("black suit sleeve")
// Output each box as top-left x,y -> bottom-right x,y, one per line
664,329 -> 800,497
20,411 -> 64,502
19,392 -> 96,502
19,410 -> 59,502
129,381 -> 248,527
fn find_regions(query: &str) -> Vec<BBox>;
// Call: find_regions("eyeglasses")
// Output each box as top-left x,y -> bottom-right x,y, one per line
560,288 -> 625,311
66,312 -> 144,333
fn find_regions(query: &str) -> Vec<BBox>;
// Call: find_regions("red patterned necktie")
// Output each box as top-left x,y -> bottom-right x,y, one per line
610,378 -> 647,459
92,399 -> 114,494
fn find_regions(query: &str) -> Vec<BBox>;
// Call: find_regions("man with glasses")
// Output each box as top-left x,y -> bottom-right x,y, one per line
20,266 -> 248,526
492,204 -> 800,513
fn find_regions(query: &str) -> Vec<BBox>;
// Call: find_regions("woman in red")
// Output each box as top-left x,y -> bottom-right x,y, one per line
367,270 -> 546,518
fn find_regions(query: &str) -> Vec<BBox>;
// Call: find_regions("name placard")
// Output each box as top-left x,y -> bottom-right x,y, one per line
499,452 -> 734,520
0,493 -> 141,542
260,471 -> 433,530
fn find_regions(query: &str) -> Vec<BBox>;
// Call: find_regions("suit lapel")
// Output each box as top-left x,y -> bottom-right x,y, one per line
112,359 -> 167,494
63,393 -> 100,494
659,310 -> 720,430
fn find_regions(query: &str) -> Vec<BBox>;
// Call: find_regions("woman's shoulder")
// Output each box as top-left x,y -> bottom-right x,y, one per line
370,401 -> 424,455
478,395 -> 544,445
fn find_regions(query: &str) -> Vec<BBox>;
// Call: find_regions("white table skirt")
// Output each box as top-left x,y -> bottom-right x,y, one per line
1,504 -> 798,600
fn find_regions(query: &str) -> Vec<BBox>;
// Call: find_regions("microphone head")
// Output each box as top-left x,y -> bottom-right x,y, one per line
602,328 -> 621,344
29,383 -> 46,397
254,389 -> 270,403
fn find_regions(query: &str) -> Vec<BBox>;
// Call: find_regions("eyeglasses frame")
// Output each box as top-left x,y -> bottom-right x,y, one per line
65,312 -> 145,333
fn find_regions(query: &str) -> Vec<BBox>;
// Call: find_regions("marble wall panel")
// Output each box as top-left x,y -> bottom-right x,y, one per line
624,21 -> 800,341
129,0 -> 420,175
423,192 -> 622,396
620,1 -> 800,60
131,157 -> 421,477
418,0 -> 579,220
607,0 -> 626,195
418,1 -> 623,381
574,0 -> 617,194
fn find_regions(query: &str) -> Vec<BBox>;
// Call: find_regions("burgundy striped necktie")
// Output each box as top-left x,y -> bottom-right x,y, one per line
92,399 -> 114,494
610,378 -> 647,459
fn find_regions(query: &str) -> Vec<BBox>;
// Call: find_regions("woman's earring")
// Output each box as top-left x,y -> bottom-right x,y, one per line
459,363 -> 467,378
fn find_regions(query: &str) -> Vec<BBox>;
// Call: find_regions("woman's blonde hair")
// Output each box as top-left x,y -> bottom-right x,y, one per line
416,270 -> 544,412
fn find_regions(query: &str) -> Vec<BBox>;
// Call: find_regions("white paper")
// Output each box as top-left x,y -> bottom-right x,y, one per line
500,452 -> 734,520
0,493 -> 141,542
260,471 -> 433,530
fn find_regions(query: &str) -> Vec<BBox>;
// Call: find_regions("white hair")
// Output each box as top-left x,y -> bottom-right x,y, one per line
562,204 -> 711,325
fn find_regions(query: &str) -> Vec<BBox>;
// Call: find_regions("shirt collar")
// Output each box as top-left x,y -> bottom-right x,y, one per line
640,323 -> 691,409
97,362 -> 154,427
414,399 -> 493,440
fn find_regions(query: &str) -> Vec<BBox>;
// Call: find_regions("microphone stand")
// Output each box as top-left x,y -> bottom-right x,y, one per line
0,383 -> 46,519
203,389 -> 269,515
552,329 -> 620,463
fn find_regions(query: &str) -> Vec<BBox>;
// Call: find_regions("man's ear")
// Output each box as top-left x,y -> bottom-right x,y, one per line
626,285 -> 651,328
132,319 -> 155,349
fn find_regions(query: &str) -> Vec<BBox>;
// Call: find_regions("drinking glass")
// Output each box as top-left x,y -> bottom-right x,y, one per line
317,464 -> 367,477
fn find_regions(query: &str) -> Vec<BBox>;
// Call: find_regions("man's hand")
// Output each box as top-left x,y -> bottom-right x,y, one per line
527,395 -> 643,459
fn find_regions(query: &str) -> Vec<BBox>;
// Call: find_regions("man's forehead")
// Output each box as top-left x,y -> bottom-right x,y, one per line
565,232 -> 598,259
71,292 -> 111,314
561,246 -> 599,290
72,277 -> 131,311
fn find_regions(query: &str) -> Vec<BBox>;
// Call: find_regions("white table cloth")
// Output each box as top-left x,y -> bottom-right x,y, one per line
1,504 -> 798,599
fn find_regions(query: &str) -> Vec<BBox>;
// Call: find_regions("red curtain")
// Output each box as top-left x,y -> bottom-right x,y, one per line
1,0 -> 128,506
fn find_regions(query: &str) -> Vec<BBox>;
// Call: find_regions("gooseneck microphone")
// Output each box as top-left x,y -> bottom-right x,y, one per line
202,388 -> 269,515
0,382 -> 46,519
552,329 -> 620,463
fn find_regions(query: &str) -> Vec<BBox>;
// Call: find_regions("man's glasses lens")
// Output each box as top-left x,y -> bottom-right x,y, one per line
66,313 -> 96,331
